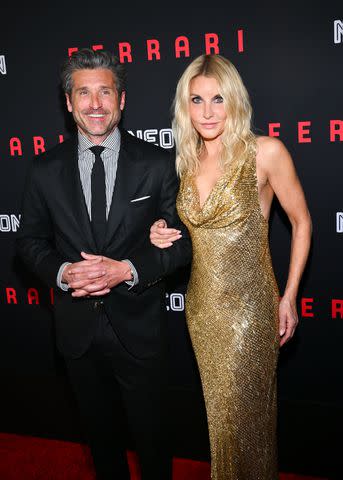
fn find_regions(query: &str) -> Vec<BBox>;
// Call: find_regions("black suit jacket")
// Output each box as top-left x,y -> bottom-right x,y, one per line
16,129 -> 192,359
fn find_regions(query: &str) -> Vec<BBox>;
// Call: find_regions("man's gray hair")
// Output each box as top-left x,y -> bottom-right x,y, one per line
60,48 -> 126,96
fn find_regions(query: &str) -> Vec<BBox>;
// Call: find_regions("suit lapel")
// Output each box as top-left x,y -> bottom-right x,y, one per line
104,131 -> 145,249
61,136 -> 98,252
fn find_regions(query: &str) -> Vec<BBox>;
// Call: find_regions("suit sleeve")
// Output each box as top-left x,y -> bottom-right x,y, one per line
16,162 -> 65,287
128,153 -> 192,292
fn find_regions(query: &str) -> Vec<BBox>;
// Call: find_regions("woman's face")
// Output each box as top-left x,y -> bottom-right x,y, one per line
188,75 -> 227,142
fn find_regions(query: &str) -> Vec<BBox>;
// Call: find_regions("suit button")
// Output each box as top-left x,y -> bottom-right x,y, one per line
93,300 -> 104,310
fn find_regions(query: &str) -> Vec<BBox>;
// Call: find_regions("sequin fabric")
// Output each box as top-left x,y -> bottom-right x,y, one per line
176,142 -> 280,480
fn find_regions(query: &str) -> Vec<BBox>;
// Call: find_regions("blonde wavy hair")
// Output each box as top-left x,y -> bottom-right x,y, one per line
172,54 -> 255,176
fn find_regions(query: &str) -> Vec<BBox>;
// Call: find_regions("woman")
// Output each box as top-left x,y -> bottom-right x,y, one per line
150,54 -> 312,479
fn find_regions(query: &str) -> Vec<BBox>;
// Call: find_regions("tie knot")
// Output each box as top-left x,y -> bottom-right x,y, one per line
89,146 -> 105,158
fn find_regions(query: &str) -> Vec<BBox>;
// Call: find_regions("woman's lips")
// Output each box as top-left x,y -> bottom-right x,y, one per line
201,122 -> 218,128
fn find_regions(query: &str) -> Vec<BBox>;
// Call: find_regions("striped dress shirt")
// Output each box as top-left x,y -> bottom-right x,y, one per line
78,128 -> 120,219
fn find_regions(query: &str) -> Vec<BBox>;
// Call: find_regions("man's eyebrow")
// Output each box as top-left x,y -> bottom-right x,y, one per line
74,85 -> 115,91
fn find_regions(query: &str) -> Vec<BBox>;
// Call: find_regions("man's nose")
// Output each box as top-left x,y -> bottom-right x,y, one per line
90,93 -> 102,109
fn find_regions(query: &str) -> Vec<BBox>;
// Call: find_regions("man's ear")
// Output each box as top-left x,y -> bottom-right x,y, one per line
66,93 -> 72,113
120,91 -> 126,111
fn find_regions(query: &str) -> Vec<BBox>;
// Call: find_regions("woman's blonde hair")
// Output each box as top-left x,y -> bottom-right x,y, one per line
172,54 -> 255,176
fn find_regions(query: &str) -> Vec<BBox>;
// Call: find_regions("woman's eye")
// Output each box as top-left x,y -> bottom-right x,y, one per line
191,96 -> 202,104
213,95 -> 223,103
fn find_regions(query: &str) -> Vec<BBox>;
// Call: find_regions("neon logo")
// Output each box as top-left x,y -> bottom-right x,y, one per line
0,55 -> 7,75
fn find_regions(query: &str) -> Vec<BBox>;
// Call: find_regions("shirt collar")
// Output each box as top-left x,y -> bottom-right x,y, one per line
77,128 -> 121,154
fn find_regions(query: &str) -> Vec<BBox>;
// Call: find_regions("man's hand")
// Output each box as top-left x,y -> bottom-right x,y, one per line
64,252 -> 133,298
279,296 -> 299,346
62,256 -> 105,284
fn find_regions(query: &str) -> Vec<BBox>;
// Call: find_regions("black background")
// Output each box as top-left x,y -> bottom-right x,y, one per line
0,5 -> 342,478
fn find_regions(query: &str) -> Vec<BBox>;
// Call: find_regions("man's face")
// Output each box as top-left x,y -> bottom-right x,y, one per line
66,68 -> 125,144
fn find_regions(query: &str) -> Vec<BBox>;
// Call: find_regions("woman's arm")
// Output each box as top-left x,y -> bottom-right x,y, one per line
150,219 -> 182,248
257,136 -> 312,346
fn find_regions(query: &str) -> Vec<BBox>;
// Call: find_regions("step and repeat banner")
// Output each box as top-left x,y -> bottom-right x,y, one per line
0,5 -> 342,477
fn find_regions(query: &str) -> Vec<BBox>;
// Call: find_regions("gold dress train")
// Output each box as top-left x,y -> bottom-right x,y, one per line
176,144 -> 280,480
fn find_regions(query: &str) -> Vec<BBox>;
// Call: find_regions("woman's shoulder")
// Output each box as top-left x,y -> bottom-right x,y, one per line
255,135 -> 294,175
255,135 -> 287,156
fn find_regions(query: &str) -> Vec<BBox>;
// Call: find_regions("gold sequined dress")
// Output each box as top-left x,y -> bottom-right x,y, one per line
176,145 -> 280,480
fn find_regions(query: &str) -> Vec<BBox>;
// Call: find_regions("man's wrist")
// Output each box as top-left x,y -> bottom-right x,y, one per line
57,262 -> 71,291
121,261 -> 134,281
121,259 -> 138,287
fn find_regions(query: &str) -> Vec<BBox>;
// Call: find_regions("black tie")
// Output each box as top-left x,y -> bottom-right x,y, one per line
90,145 -> 106,252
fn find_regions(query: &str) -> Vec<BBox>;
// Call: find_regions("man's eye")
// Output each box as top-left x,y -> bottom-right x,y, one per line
102,90 -> 111,95
79,90 -> 88,96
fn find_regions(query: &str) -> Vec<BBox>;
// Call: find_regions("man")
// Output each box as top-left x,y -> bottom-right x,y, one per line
16,48 -> 191,480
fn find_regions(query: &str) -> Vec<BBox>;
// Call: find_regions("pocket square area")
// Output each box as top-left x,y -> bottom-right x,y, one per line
130,195 -> 151,203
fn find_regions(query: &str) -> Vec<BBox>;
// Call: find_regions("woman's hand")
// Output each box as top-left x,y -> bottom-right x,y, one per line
150,219 -> 182,249
278,296 -> 299,346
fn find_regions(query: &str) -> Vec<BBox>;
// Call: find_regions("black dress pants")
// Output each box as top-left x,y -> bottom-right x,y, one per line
64,306 -> 172,480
